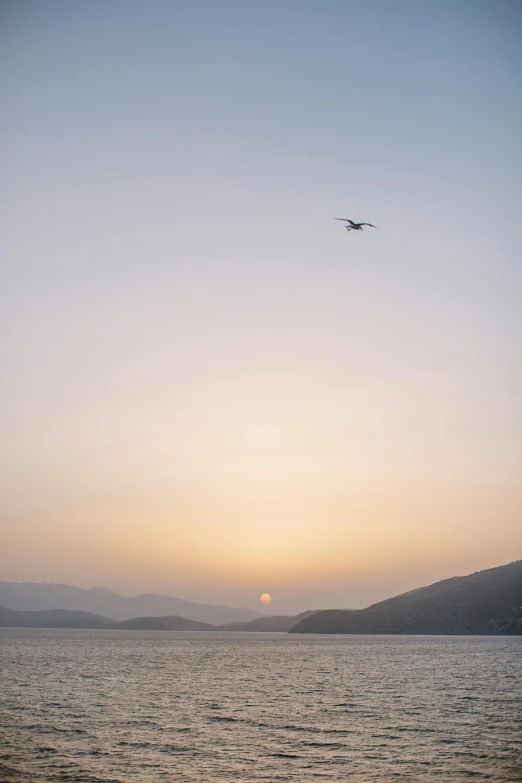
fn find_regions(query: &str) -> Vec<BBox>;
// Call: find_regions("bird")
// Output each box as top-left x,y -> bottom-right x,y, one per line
335,218 -> 379,231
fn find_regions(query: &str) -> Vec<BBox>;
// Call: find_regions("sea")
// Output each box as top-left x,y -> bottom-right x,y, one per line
1,630 -> 521,782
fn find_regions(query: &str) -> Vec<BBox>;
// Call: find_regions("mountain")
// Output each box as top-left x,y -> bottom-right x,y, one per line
290,561 -> 522,635
40,617 -> 114,629
0,582 -> 261,625
0,606 -> 317,631
217,610 -> 319,632
0,607 -> 217,630
114,615 -> 215,631
0,607 -> 114,628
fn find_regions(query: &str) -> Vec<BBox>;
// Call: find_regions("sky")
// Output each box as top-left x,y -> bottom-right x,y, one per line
1,0 -> 521,614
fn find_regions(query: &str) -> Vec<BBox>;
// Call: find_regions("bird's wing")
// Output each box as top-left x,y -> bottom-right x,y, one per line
334,218 -> 351,222
359,223 -> 379,229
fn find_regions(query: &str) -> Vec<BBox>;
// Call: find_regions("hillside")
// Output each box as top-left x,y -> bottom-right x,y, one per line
0,607 -> 316,632
217,610 -> 319,632
0,608 -> 216,630
290,561 -> 522,635
0,582 -> 261,625
115,615 -> 215,631
0,607 -> 114,628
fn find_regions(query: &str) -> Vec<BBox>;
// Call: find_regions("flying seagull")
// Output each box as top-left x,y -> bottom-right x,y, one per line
335,218 -> 379,231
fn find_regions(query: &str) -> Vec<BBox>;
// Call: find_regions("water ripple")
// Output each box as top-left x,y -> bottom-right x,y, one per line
0,630 -> 521,782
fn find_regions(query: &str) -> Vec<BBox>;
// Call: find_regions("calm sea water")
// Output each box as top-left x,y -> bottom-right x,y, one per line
0,630 -> 521,782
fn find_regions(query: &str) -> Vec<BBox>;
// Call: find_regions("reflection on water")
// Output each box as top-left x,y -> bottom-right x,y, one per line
1,630 -> 521,782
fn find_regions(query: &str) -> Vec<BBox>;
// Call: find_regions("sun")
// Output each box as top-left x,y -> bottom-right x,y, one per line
260,593 -> 272,605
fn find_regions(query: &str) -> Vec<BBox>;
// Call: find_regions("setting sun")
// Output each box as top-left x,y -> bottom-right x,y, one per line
2,2 -> 520,780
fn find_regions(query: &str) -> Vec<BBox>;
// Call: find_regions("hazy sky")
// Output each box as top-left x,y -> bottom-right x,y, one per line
2,1 -> 521,613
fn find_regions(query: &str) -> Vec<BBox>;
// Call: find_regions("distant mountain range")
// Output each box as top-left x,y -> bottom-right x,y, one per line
215,610 -> 318,632
0,607 -> 115,629
0,582 -> 262,625
0,606 -> 316,632
291,561 -> 522,635
1,561 -> 520,635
